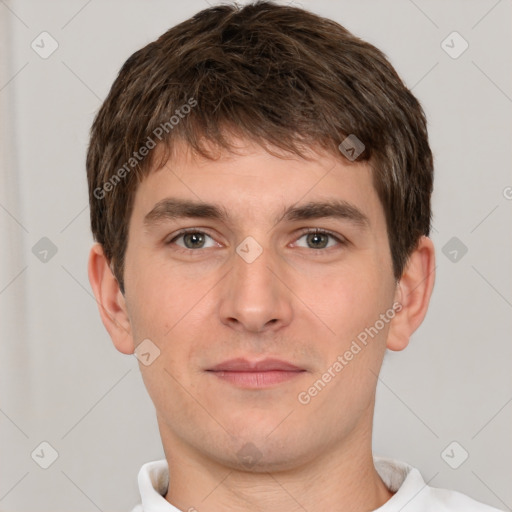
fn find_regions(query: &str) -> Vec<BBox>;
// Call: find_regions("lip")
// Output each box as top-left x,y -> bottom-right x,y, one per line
206,358 -> 306,389
208,358 -> 303,372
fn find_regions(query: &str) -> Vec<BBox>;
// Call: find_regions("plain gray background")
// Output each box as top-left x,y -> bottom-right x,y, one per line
1,0 -> 511,511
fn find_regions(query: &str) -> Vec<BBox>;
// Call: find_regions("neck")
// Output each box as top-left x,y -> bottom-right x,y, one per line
160,415 -> 394,512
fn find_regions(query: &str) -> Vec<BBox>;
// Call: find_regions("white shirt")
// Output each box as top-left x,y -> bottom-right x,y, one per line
131,456 -> 504,511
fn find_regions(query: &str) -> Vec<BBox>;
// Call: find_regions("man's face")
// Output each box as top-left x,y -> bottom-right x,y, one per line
122,138 -> 399,470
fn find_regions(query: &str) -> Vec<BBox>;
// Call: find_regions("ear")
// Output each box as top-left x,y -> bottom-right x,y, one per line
87,243 -> 135,354
386,236 -> 436,351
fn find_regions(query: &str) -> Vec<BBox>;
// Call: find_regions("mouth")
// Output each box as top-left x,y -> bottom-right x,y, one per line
206,358 -> 306,389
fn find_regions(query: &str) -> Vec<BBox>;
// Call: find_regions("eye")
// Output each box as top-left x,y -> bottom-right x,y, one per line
166,228 -> 346,252
167,229 -> 218,250
294,229 -> 345,250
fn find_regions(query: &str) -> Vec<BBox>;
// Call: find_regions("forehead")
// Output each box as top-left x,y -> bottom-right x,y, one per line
130,137 -> 384,232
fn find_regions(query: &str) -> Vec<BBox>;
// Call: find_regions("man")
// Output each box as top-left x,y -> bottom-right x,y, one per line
86,1 -> 503,510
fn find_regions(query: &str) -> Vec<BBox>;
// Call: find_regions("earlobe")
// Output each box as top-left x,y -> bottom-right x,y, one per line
386,236 -> 436,352
87,243 -> 135,355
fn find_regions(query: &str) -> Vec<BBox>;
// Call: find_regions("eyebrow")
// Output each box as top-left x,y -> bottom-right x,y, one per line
275,199 -> 369,228
144,198 -> 229,227
143,198 -> 370,229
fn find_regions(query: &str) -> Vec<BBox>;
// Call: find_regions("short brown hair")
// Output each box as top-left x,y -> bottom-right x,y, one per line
87,0 -> 433,295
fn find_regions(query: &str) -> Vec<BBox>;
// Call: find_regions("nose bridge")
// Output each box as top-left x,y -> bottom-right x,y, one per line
234,239 -> 274,295
218,237 -> 292,332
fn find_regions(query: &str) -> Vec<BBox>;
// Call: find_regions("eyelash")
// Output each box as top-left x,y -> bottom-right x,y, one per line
166,227 -> 347,252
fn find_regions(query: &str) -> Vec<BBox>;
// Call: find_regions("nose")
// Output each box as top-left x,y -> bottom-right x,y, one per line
218,241 -> 293,334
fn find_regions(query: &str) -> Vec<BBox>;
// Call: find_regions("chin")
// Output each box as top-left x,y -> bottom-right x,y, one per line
203,425 -> 315,473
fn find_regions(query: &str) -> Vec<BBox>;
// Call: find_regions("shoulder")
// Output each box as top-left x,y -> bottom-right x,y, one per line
426,486 -> 505,512
373,456 -> 505,512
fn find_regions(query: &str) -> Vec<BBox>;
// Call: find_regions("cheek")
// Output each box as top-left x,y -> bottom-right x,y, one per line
125,258 -> 209,383
299,259 -> 389,342
296,269 -> 394,419
126,255 -> 187,335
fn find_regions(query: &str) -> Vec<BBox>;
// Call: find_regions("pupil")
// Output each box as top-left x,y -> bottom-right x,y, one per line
184,233 -> 204,248
308,233 -> 327,249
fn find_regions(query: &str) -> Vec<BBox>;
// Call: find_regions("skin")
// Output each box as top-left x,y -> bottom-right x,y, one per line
89,136 -> 435,512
